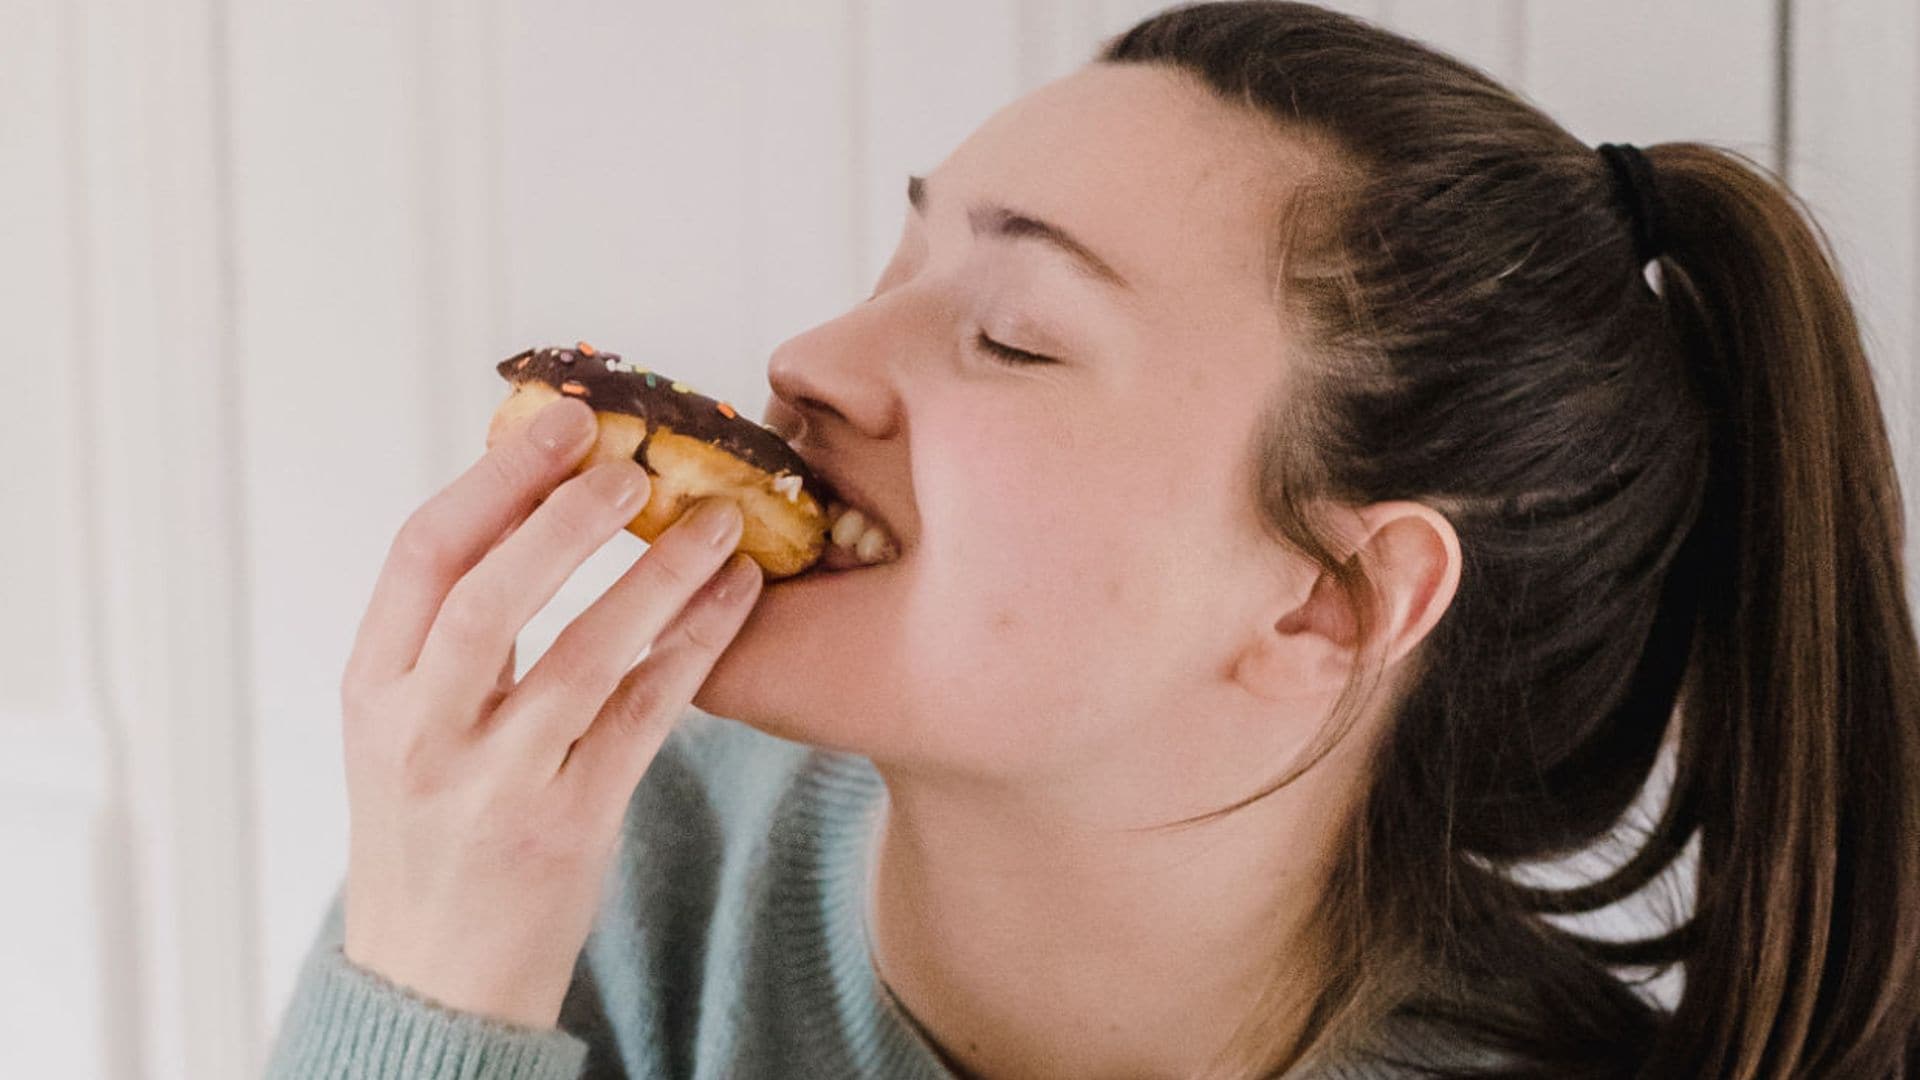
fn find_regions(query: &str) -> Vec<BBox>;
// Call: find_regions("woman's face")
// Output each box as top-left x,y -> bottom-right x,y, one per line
694,63 -> 1320,803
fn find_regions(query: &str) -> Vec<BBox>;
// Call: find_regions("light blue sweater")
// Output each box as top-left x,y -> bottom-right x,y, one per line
262,712 -> 1462,1078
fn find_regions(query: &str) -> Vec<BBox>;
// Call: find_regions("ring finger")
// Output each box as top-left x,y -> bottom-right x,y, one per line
488,498 -> 745,763
409,460 -> 650,716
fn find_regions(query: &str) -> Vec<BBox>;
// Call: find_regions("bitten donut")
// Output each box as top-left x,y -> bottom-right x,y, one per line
488,342 -> 833,579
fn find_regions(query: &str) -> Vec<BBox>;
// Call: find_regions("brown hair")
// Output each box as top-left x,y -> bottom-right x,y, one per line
1100,3 -> 1920,1076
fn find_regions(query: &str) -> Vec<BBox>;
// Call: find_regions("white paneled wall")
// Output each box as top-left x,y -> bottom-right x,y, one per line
4,1 -> 260,1079
1789,0 -> 1920,526
3,2 -> 1913,1077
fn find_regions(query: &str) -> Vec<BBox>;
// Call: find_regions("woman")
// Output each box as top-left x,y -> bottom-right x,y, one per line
266,2 -> 1920,1076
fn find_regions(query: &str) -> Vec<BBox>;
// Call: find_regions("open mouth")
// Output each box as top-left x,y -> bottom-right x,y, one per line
813,499 -> 902,572
763,501 -> 906,585
782,442 -> 909,578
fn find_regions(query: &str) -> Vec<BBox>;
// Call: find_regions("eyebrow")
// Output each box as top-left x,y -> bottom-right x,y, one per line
907,174 -> 1134,294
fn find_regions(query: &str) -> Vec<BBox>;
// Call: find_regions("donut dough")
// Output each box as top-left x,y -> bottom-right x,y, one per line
488,342 -> 831,579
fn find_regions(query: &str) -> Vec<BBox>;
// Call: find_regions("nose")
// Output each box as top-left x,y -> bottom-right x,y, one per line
763,307 -> 906,443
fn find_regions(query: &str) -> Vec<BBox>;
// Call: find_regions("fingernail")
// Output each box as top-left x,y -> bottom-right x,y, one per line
531,398 -> 590,452
712,554 -> 761,602
687,499 -> 743,547
588,462 -> 647,511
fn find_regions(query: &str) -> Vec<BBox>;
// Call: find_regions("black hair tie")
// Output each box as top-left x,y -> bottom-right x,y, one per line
1596,142 -> 1666,265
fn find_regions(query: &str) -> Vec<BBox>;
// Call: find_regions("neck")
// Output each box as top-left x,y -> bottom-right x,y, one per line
865,763 -> 1345,1078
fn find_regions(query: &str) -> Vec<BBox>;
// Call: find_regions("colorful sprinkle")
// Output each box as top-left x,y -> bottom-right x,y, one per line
561,380 -> 588,396
716,402 -> 736,419
576,340 -> 597,356
670,381 -> 690,393
513,355 -> 529,371
643,373 -> 657,387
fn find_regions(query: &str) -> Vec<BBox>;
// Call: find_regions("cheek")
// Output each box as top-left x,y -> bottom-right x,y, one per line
913,440 -> 1180,685
894,405 -> 1245,775
919,398 -> 1200,628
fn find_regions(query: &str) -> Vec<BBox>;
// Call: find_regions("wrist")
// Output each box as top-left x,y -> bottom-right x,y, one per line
342,935 -> 570,1031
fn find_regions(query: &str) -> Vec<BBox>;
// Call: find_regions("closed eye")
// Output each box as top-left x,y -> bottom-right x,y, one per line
975,331 -> 1056,366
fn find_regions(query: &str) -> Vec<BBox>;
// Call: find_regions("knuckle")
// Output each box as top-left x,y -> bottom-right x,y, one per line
606,671 -> 669,730
675,609 -> 733,654
546,653 -> 623,703
389,727 -> 451,799
481,442 -> 543,495
543,478 -> 618,544
514,830 -> 589,872
390,510 -> 455,573
477,802 -> 585,869
339,672 -> 381,720
339,685 -> 380,764
435,583 -> 506,652
640,548 -> 705,593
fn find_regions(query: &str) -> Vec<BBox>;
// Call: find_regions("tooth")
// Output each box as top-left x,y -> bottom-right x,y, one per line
831,508 -> 867,548
855,524 -> 890,563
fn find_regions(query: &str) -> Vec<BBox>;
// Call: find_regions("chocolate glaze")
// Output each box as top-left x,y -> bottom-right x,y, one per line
497,345 -> 826,499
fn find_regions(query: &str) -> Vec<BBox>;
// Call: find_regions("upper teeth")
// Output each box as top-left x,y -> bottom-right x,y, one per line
827,502 -> 899,565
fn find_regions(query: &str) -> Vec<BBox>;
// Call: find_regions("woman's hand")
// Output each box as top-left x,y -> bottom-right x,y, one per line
337,395 -> 762,1030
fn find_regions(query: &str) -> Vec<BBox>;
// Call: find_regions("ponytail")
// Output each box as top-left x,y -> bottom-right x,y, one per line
1100,6 -> 1920,1074
1642,142 -> 1920,1077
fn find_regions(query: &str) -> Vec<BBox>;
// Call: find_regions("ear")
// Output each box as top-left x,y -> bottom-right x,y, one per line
1230,501 -> 1462,703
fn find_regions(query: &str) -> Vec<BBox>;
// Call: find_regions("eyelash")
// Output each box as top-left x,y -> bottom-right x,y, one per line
974,331 -> 1057,366
864,284 -> 1059,366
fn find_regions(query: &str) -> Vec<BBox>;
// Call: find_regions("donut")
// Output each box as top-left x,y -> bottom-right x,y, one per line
487,342 -> 832,579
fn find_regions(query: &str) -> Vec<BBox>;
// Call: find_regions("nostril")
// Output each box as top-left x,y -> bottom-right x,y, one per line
796,398 -> 843,431
761,399 -> 807,443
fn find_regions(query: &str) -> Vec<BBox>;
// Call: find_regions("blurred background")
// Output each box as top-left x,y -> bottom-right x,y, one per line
2,1 -> 1913,1077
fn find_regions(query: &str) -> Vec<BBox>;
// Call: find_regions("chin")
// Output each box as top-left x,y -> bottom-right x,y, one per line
688,556 -> 915,757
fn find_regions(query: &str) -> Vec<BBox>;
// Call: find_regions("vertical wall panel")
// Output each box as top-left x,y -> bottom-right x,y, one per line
742,0 -> 867,381
1018,0 -> 1101,90
1089,0 -> 1172,46
1378,0 -> 1527,85
857,0 -> 1024,286
64,0 -> 264,1073
231,0 -> 442,1030
1306,0 -> 1390,24
0,2 -> 86,736
1788,0 -> 1920,599
498,0 -> 758,401
1522,0 -> 1776,157
0,2 -> 119,1075
419,0 -> 513,486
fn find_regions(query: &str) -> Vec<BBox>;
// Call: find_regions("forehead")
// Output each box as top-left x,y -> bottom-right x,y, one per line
930,63 -> 1309,313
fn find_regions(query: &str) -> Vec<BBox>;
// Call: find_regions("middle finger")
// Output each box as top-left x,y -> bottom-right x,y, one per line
488,497 -> 745,761
410,459 -> 650,715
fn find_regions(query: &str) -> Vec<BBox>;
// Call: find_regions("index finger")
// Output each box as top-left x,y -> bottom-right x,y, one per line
343,396 -> 599,687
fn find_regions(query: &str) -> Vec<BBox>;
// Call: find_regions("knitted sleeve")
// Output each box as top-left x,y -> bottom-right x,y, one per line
261,890 -> 592,1080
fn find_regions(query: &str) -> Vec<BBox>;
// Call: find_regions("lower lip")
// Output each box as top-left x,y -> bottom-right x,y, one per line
766,555 -> 902,591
